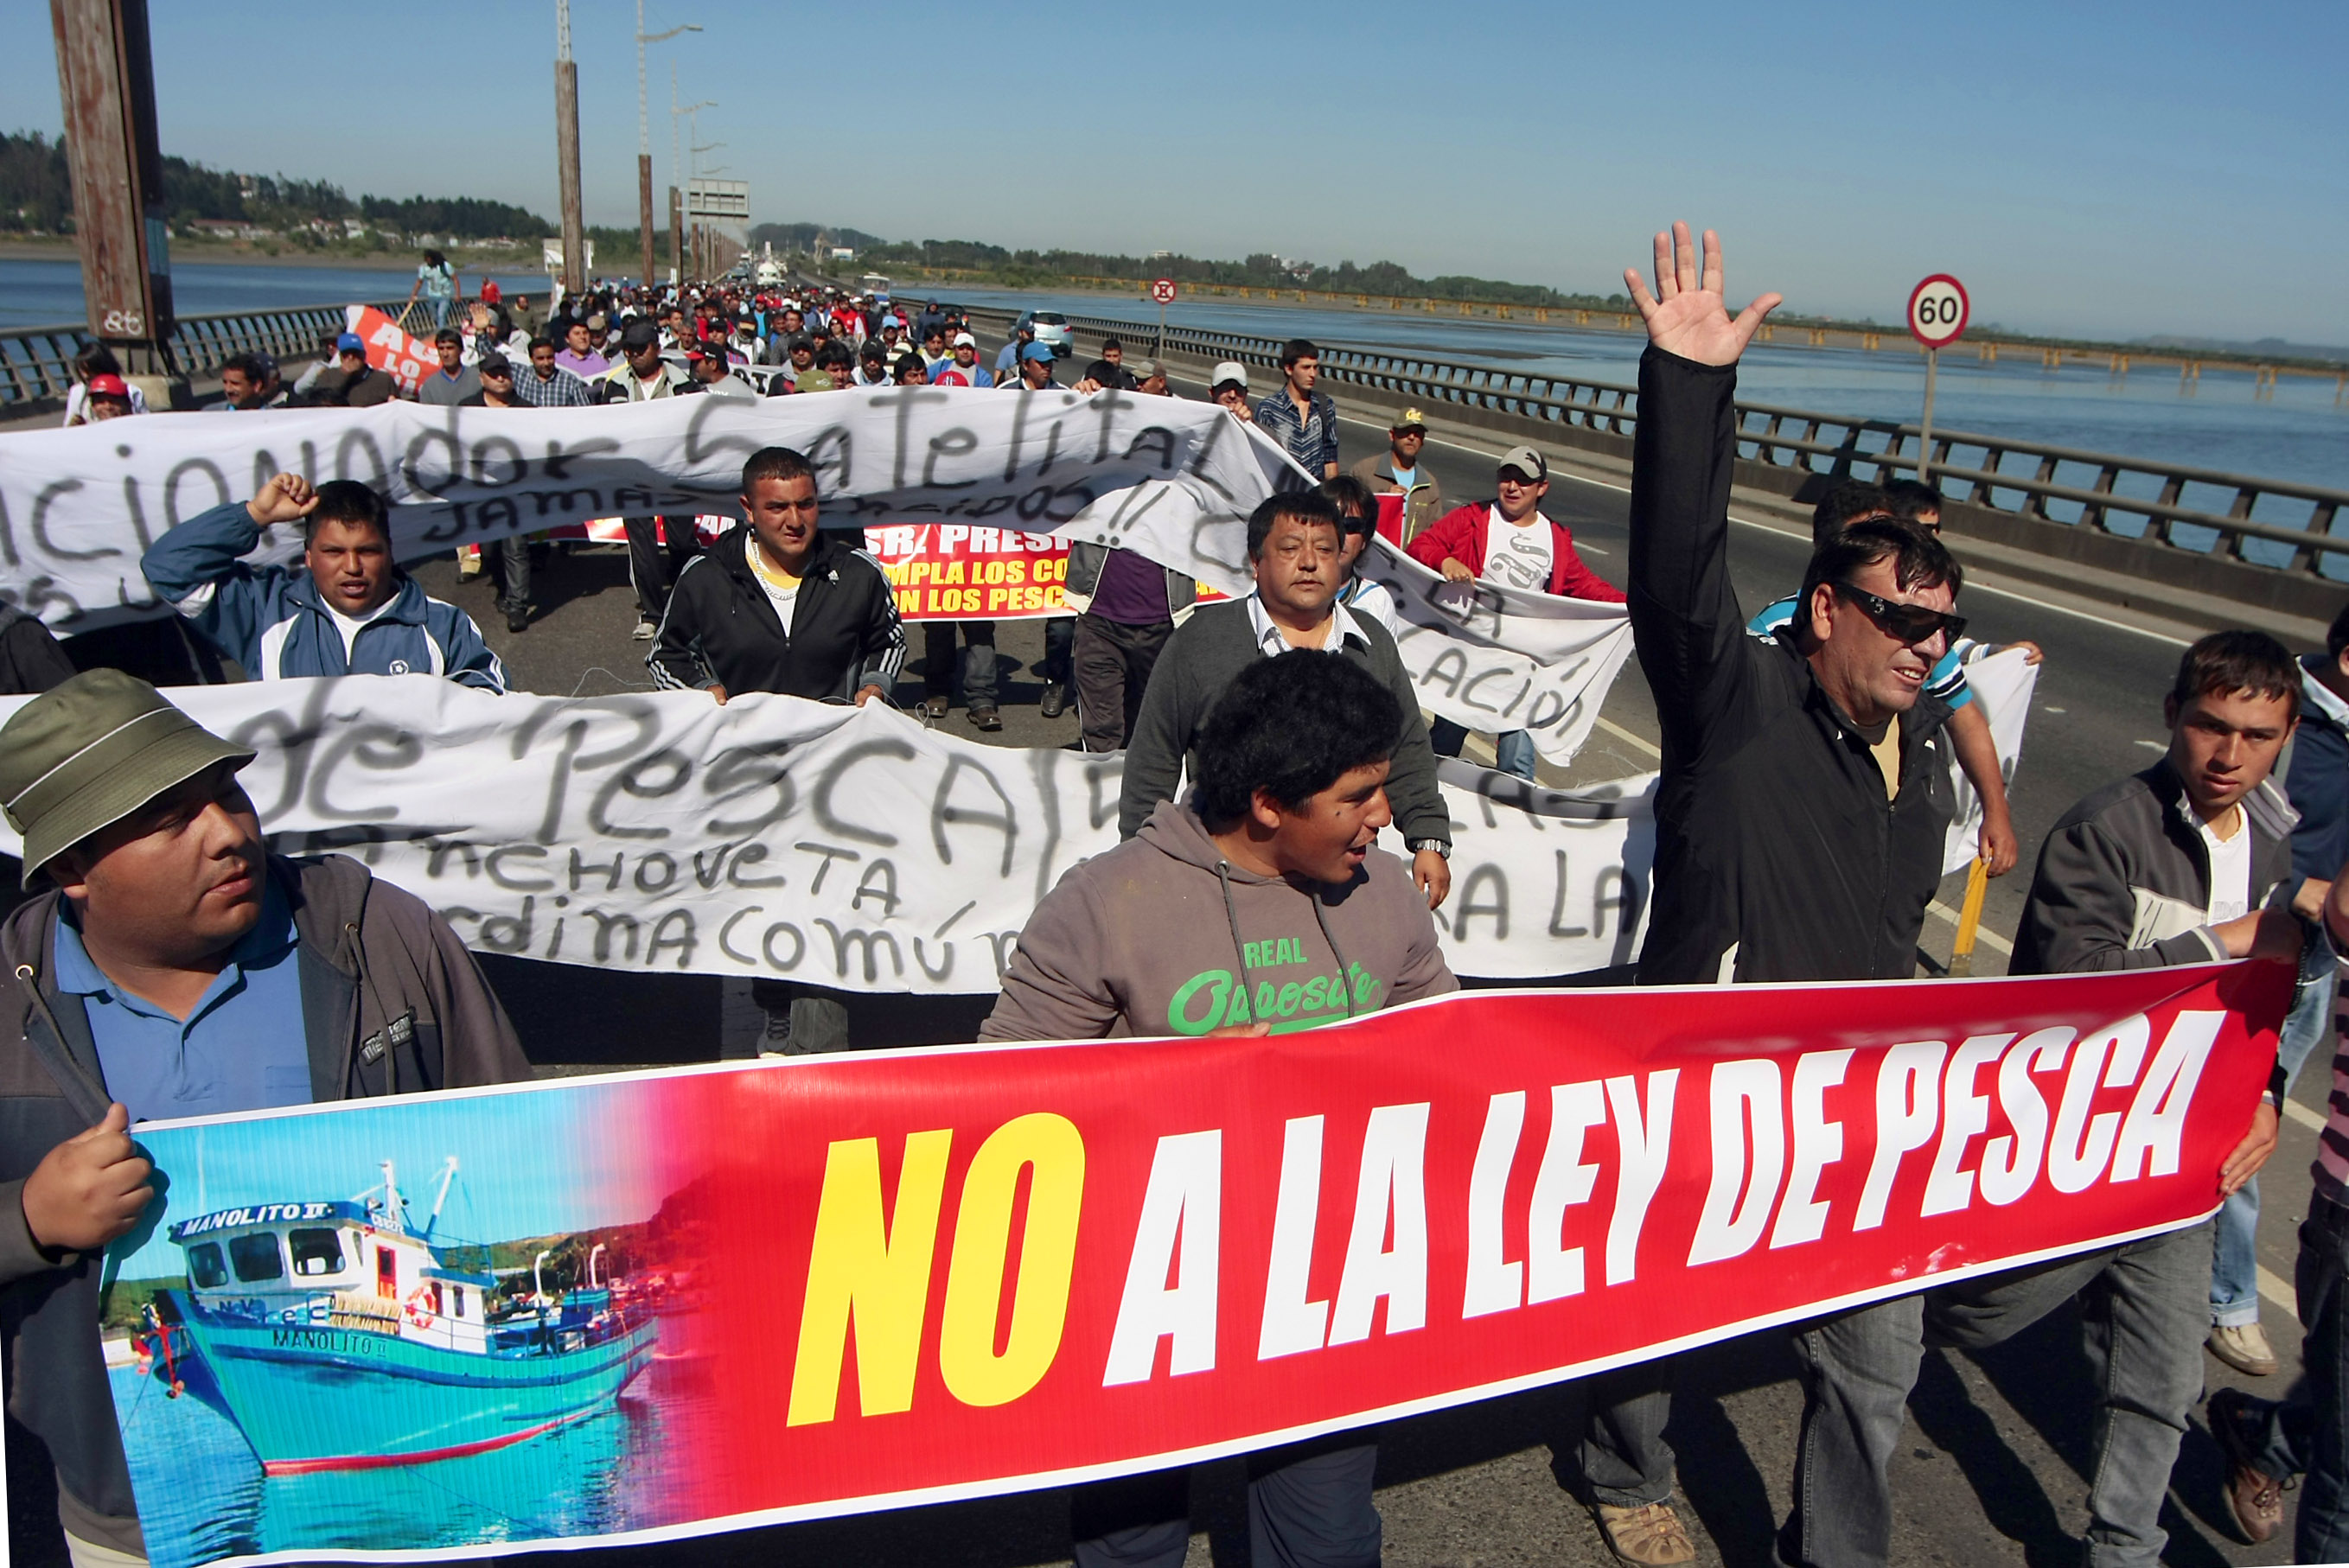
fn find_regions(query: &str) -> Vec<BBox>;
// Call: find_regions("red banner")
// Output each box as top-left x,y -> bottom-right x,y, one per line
345,306 -> 442,397
112,964 -> 2289,1565
865,523 -> 1073,621
657,962 -> 2288,1532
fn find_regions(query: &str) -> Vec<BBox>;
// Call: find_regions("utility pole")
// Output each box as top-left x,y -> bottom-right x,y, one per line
553,0 -> 585,295
635,3 -> 698,289
50,0 -> 177,391
667,184 -> 682,284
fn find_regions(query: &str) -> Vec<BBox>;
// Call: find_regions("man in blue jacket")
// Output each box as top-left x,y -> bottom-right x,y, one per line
142,474 -> 507,692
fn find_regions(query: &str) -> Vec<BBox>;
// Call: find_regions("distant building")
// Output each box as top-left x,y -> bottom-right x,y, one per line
188,219 -> 269,241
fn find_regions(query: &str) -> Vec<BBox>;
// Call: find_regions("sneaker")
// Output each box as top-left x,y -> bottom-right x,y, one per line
632,618 -> 657,641
1039,681 -> 1069,718
1590,1501 -> 1696,1566
920,693 -> 950,721
2208,1322 -> 2280,1377
505,608 -> 529,634
2207,1386 -> 2291,1543
757,1007 -> 793,1056
968,705 -> 1002,732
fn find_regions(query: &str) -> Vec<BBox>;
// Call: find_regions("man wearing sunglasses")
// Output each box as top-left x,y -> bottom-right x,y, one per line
1553,223 -> 1965,1568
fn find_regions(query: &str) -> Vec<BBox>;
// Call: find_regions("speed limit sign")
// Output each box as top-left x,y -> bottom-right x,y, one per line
1907,275 -> 1969,348
1150,277 -> 1178,305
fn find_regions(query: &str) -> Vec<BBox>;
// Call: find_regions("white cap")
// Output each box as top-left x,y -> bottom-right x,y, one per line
1211,360 -> 1248,392
953,331 -> 976,347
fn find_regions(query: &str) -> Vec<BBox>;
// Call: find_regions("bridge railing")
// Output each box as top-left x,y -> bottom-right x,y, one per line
0,302 -> 407,407
1007,306 -> 2349,582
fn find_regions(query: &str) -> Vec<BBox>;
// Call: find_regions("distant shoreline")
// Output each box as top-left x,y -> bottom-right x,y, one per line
0,238 -> 550,274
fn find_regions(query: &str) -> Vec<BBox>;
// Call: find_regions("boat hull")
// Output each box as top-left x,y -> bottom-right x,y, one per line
169,1301 -> 656,1471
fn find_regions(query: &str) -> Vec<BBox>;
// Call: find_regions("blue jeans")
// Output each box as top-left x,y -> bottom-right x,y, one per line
1071,1440 -> 1380,1568
2212,960 -> 2333,1326
2244,1190 -> 2349,1563
1427,717 -> 1537,781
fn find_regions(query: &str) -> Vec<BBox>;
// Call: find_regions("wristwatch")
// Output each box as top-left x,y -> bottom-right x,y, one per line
1406,838 -> 1451,859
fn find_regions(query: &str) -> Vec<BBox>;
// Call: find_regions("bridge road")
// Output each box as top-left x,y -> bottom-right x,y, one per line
3,360 -> 2323,1566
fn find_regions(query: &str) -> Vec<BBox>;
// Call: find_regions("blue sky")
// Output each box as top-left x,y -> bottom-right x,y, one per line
8,0 -> 2343,344
109,1079 -> 667,1281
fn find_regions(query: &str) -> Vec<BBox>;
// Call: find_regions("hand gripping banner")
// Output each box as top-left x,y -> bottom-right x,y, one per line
104,963 -> 2288,1567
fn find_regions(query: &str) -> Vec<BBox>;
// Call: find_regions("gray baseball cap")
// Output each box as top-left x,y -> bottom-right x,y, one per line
1497,445 -> 1548,482
0,670 -> 255,886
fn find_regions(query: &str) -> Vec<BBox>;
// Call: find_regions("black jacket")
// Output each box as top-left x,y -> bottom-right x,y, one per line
0,605 -> 77,696
648,524 -> 905,701
1628,347 -> 1955,985
0,854 -> 531,1549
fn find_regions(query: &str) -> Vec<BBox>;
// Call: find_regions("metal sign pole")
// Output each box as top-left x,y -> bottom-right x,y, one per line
1918,346 -> 1938,487
1157,297 -> 1166,361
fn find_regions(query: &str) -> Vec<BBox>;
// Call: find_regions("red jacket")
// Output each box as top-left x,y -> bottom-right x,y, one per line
1404,502 -> 1627,603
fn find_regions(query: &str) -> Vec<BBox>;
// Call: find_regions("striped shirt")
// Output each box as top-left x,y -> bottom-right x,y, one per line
1255,387 -> 1339,475
2317,941 -> 2349,1205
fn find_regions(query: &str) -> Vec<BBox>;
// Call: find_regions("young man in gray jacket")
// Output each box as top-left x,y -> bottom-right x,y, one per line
1803,631 -> 2301,1568
0,672 -> 532,1565
1117,489 -> 1452,910
986,649 -> 1454,1568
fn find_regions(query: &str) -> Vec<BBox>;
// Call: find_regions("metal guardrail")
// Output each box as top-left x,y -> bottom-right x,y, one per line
988,305 -> 2349,581
0,301 -> 409,406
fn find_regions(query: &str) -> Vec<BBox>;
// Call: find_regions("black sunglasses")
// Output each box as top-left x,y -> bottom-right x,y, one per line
1831,581 -> 1965,646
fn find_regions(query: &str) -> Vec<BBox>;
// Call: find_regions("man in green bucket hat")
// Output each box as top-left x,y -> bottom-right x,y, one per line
0,669 -> 530,1565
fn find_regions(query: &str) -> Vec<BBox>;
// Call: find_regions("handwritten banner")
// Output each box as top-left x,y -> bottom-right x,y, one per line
345,306 -> 443,398
1357,545 -> 1637,764
0,680 -> 1653,991
106,962 -> 2288,1568
1945,647 -> 2042,875
0,389 -> 1295,633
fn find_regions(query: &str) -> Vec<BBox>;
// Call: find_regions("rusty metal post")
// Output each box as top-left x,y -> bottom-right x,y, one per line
50,0 -> 177,385
553,0 -> 585,295
667,185 -> 681,284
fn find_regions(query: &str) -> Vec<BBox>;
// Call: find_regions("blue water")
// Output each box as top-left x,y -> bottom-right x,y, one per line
936,284 -> 2348,497
110,1316 -> 708,1568
0,258 -> 559,330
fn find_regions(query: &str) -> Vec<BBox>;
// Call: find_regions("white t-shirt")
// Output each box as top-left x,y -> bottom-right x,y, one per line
1481,506 -> 1552,592
746,537 -> 800,636
2199,806 -> 2254,925
324,600 -> 391,663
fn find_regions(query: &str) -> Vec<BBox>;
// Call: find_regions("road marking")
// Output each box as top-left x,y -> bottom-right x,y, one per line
2134,739 -> 2167,751
2285,1097 -> 2327,1133
1577,542 -> 1611,555
1923,901 -> 2016,955
2260,1264 -> 2295,1312
2042,706 -> 2066,714
1598,717 -> 1663,758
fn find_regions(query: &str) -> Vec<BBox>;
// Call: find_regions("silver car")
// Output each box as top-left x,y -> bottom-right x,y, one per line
1016,309 -> 1073,355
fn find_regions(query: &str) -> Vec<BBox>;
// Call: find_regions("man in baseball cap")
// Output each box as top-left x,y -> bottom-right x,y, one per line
1350,407 -> 1443,542
1210,360 -> 1252,422
931,331 -> 993,388
0,671 -> 527,1563
1406,443 -> 1625,778
80,374 -> 136,422
310,332 -> 394,408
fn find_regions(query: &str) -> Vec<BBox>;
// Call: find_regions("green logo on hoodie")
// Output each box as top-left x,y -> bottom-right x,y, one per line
1165,960 -> 1382,1036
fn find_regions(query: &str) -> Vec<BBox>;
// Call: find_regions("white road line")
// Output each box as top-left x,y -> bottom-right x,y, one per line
2260,1263 -> 2296,1312
2285,1097 -> 2327,1133
1923,901 -> 2017,955
1597,716 -> 1663,759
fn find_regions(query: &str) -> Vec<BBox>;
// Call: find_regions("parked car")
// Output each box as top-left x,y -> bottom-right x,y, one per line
1015,309 -> 1072,355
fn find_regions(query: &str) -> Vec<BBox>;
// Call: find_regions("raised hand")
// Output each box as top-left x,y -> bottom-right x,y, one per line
1625,222 -> 1783,367
245,471 -> 320,528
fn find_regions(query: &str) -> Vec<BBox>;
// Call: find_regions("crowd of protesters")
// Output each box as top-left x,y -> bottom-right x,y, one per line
10,226 -> 2349,1568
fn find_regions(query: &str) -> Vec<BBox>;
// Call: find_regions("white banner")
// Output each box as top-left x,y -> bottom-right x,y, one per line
1942,647 -> 2041,876
1356,543 -> 1635,763
0,390 -> 1295,629
0,679 -> 1653,991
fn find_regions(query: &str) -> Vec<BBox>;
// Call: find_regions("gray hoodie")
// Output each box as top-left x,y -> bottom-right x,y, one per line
981,799 -> 1457,1042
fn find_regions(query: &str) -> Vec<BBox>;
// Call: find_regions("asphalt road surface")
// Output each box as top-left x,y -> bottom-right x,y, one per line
8,354 -> 2327,1568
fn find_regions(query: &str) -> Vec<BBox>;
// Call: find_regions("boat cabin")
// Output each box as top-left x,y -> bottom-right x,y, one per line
169,1200 -> 494,1353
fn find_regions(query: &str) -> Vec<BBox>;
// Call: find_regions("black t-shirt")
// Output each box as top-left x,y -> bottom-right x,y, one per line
1082,360 -> 1139,391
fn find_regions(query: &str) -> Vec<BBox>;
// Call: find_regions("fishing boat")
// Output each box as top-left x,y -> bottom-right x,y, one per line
162,1159 -> 656,1474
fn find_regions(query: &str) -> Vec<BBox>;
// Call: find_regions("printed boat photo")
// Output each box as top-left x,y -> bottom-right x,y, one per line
159,1159 -> 657,1474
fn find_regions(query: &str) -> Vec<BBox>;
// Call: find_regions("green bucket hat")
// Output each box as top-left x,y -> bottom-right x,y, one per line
0,670 -> 256,888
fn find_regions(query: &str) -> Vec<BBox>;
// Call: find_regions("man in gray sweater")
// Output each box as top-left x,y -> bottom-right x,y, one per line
1117,489 -> 1453,909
